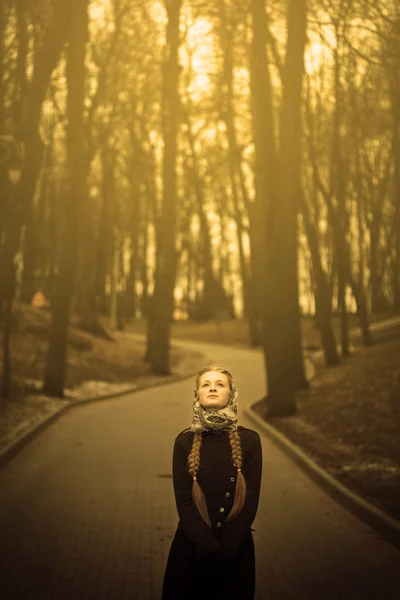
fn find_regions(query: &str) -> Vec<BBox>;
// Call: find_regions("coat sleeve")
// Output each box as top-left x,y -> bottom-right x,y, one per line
220,431 -> 262,558
172,434 -> 222,558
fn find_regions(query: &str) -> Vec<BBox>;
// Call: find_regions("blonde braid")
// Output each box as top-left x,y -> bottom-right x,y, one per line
226,431 -> 247,520
229,430 -> 243,470
188,432 -> 211,528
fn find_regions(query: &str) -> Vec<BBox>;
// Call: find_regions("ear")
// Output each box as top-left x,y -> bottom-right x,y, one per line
193,387 -> 199,400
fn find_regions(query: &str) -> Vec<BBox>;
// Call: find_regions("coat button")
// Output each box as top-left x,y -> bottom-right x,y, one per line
219,507 -> 225,512
225,492 -> 230,497
216,522 -> 222,527
230,476 -> 235,482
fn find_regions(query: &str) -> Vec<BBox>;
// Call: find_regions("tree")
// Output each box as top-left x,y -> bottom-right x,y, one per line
250,0 -> 308,416
43,0 -> 89,397
147,0 -> 183,374
0,1 -> 72,399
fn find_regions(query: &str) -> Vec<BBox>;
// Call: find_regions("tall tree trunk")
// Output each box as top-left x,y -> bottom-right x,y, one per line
0,1 -> 70,303
355,159 -> 367,317
300,189 -> 340,365
126,233 -> 139,321
313,159 -> 373,349
370,219 -> 381,313
141,143 -> 157,320
367,155 -> 392,313
1,2 -> 70,400
75,192 -> 100,334
250,0 -> 279,395
0,164 -> 15,403
0,2 -> 5,134
274,0 -> 308,396
392,36 -> 400,312
147,0 -> 182,374
17,1 -> 37,305
125,120 -> 146,321
110,232 -> 120,330
330,26 -> 348,356
125,179 -> 142,322
140,196 -> 150,318
94,141 -> 114,316
337,267 -> 349,354
251,0 -> 308,416
348,270 -> 372,344
185,116 -> 225,320
15,2 -> 71,307
43,0 -> 88,397
218,0 -> 261,345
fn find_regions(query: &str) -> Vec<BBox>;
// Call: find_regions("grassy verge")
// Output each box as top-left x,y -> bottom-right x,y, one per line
253,324 -> 400,522
0,305 -> 204,395
0,304 -> 206,454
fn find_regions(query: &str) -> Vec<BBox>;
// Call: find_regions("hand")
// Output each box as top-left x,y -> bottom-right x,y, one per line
214,548 -> 235,569
197,548 -> 234,572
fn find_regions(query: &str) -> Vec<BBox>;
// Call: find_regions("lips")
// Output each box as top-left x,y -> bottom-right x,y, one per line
208,395 -> 218,398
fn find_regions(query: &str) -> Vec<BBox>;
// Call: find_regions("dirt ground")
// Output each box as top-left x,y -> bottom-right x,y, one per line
1,304 -> 189,393
253,325 -> 400,523
0,305 -> 205,454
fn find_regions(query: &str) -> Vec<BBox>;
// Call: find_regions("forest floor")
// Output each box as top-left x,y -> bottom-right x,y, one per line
1,305 -> 400,525
0,304 -> 206,456
253,323 -> 400,523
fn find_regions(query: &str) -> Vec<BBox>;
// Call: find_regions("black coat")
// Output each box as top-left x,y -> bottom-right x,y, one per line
162,425 -> 262,600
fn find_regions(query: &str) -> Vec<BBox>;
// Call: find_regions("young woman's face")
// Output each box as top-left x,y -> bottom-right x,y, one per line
197,371 -> 231,410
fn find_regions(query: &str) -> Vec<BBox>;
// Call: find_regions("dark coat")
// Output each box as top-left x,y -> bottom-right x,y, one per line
162,425 -> 262,600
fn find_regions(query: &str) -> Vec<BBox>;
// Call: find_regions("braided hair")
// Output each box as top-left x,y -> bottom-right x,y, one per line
187,366 -> 247,528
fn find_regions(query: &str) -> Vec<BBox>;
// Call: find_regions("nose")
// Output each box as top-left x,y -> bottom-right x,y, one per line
210,384 -> 217,391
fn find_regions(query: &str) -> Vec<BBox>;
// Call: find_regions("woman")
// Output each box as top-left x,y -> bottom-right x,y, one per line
162,365 -> 263,600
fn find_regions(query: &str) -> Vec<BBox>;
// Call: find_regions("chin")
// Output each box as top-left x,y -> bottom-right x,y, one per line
202,403 -> 221,410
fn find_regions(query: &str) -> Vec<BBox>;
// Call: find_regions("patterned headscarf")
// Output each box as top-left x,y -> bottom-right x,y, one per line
189,377 -> 239,433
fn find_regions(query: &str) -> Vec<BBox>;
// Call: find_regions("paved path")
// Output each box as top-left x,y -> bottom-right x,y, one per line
0,340 -> 400,599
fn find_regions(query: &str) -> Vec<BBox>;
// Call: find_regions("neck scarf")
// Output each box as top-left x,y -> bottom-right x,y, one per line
189,385 -> 239,433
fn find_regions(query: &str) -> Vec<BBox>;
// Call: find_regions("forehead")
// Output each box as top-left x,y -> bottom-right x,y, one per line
199,371 -> 229,383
